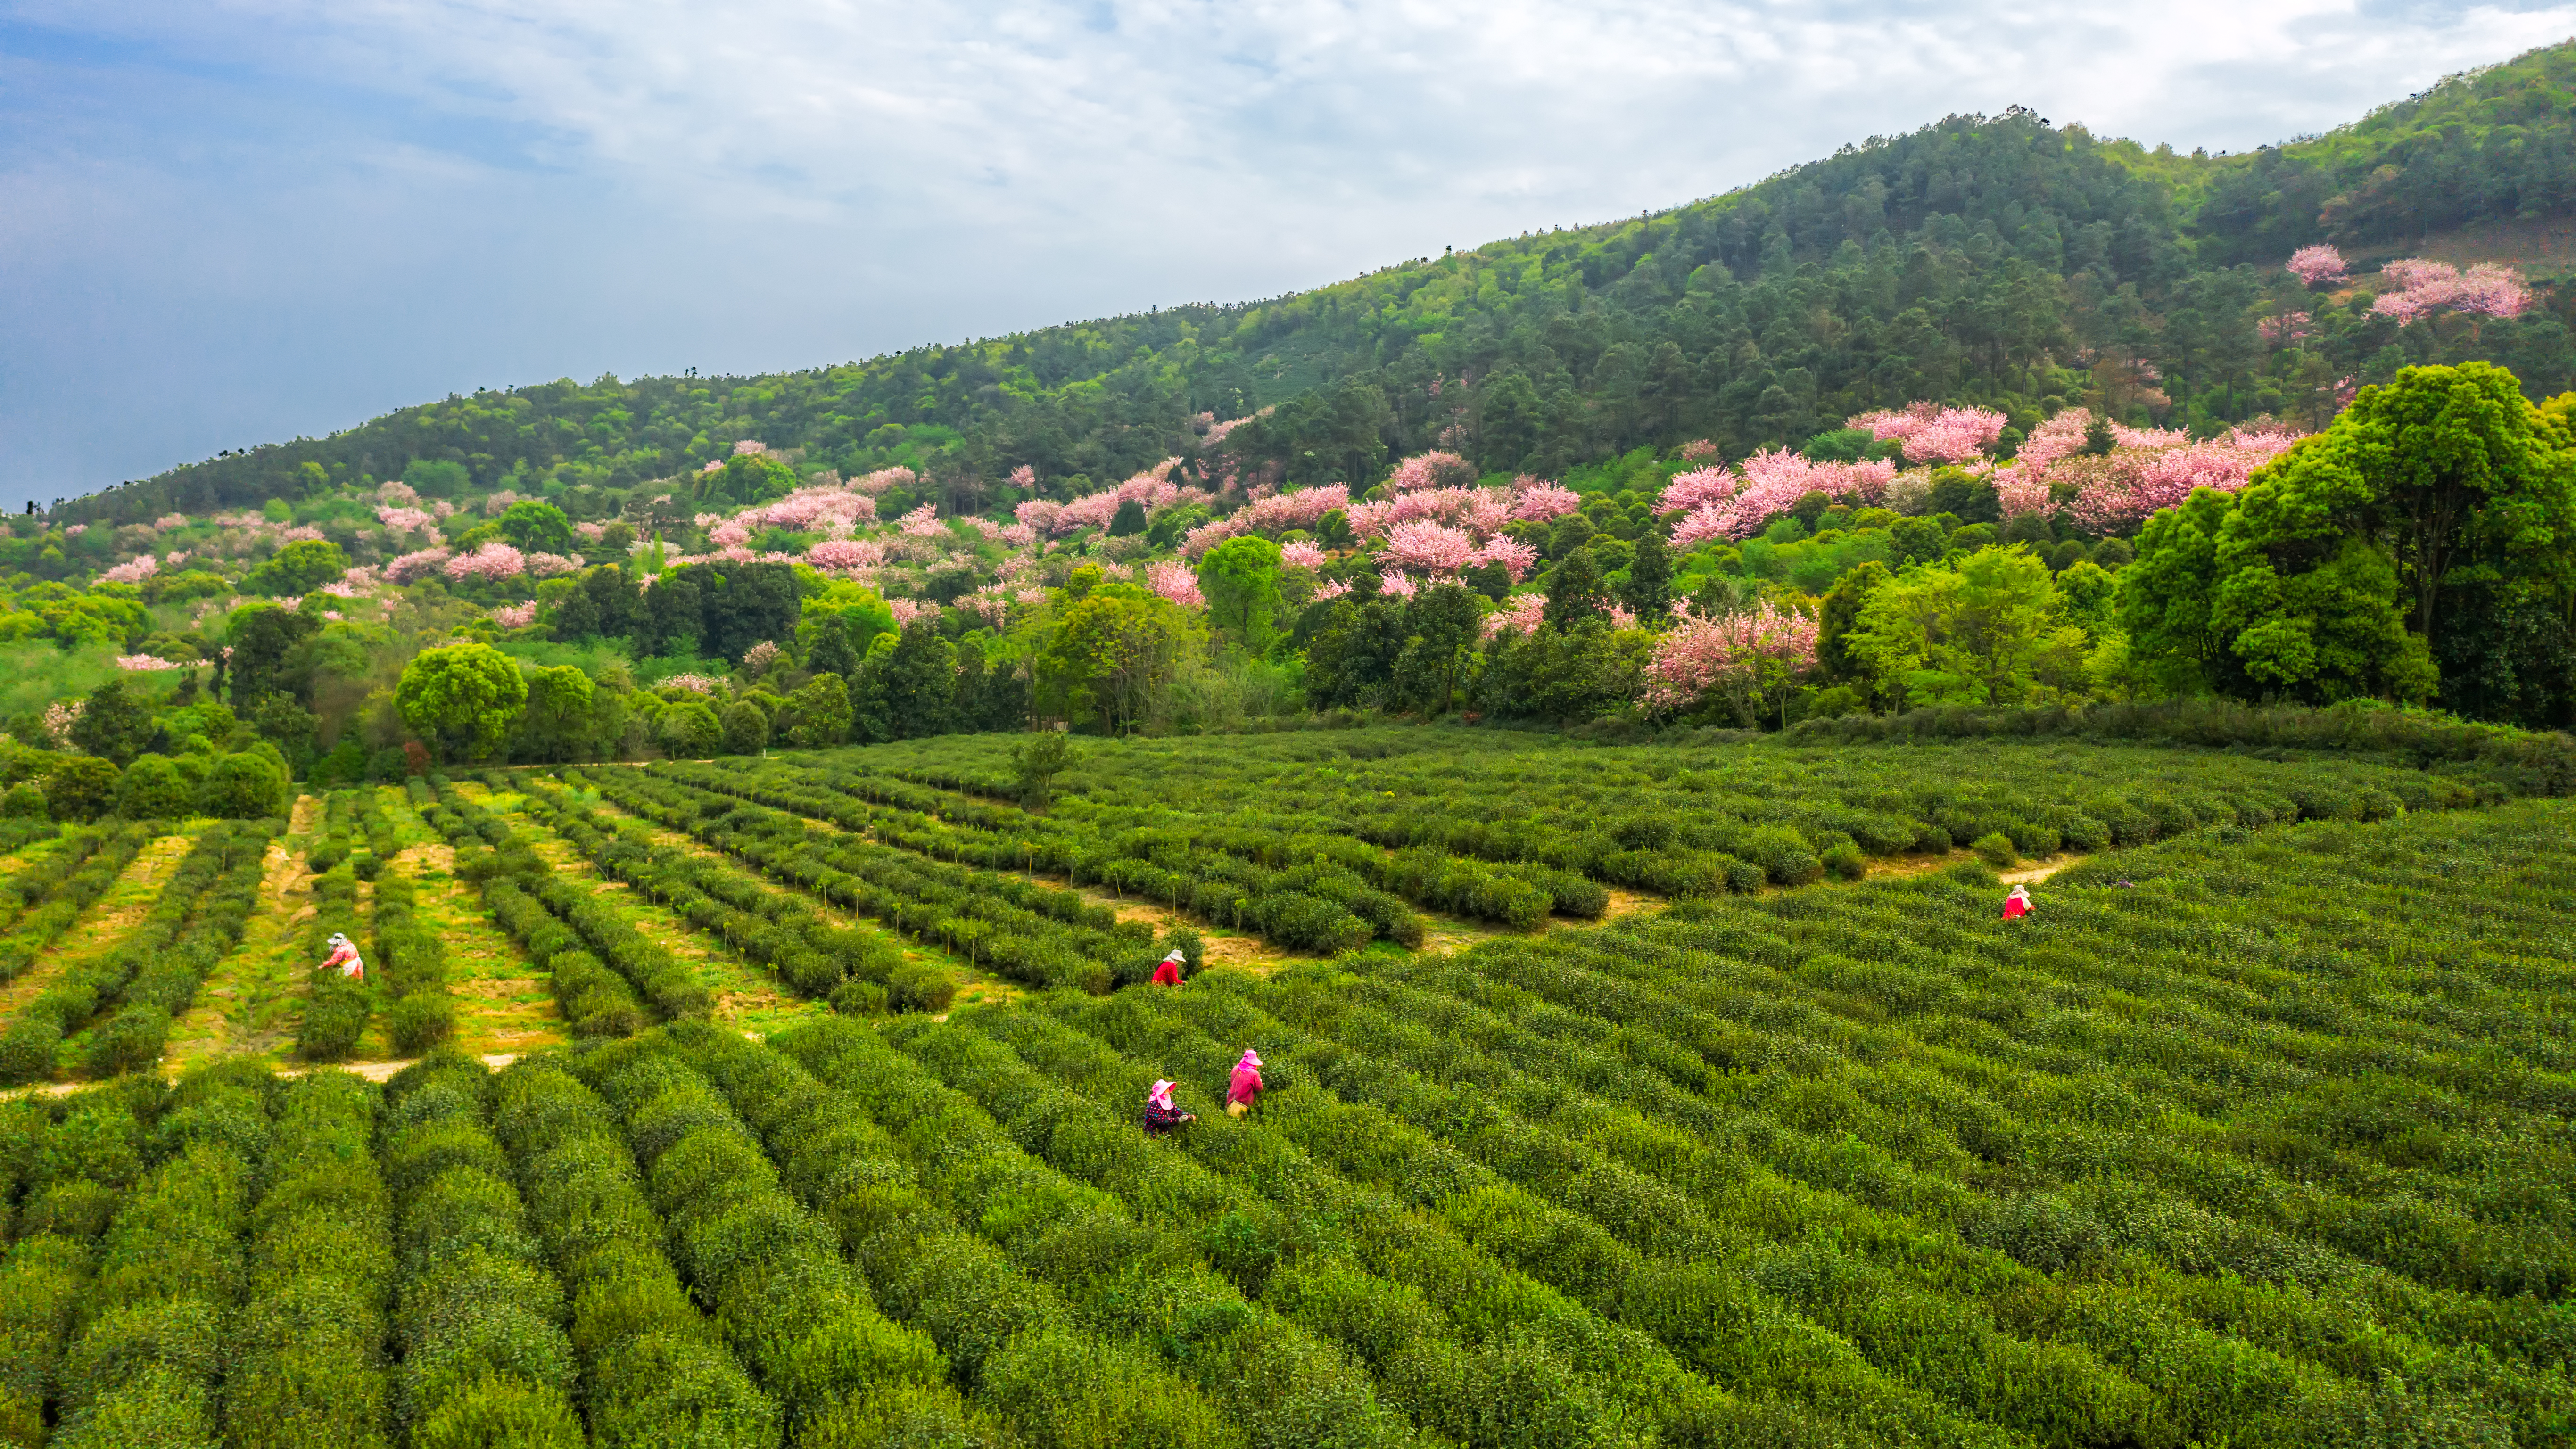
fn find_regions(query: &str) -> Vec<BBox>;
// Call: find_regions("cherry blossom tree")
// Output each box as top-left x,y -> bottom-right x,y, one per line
1470,535 -> 1537,581
388,547 -> 454,582
2286,245 -> 2348,287
444,543 -> 527,583
898,504 -> 946,538
1146,560 -> 1205,609
1382,520 -> 1478,574
1640,601 -> 1819,724
1376,569 -> 1418,599
807,539 -> 885,572
853,466 -> 917,496
1849,403 -> 2007,464
492,603 -> 538,629
101,555 -> 158,585
1483,593 -> 1546,638
1509,479 -> 1583,522
1281,541 -> 1327,568
2373,259 -> 2532,322
1383,451 -> 1478,492
115,654 -> 184,672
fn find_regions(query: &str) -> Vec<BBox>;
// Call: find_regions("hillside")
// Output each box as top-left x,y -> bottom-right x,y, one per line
55,40 -> 2576,527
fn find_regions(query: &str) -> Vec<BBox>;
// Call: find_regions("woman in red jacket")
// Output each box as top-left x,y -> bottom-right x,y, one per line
1226,1049 -> 1264,1119
2003,885 -> 2032,920
1152,949 -> 1186,986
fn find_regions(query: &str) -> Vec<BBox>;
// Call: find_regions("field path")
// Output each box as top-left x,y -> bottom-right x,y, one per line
393,842 -> 564,1056
0,830 -> 196,1025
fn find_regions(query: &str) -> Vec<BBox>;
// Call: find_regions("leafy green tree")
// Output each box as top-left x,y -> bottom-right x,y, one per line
242,539 -> 348,597
114,755 -> 190,819
718,701 -> 770,755
41,757 -> 118,823
196,752 -> 286,818
1108,499 -> 1148,536
656,700 -> 722,757
551,564 -> 640,643
396,644 -> 529,762
514,666 -> 597,763
697,453 -> 797,506
1393,585 -> 1485,715
1197,535 -> 1286,651
1471,620 -> 1650,723
497,500 -> 576,556
3,782 -> 46,819
1301,598 -> 1405,709
1038,586 -> 1205,733
1849,547 -> 2088,707
1543,548 -> 1608,629
782,674 -> 852,748
1011,731 -> 1074,812
225,604 -> 322,705
695,562 -> 802,664
878,622 -> 959,739
70,680 -> 155,766
1618,531 -> 1672,618
1816,561 -> 1891,688
250,694 -> 318,776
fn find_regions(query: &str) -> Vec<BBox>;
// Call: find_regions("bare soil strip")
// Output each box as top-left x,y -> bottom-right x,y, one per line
0,831 -> 198,1027
165,822 -> 320,1070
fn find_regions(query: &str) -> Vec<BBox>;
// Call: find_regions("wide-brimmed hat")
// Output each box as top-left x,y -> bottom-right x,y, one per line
1163,949 -> 1187,962
1238,1049 -> 1263,1068
1149,1079 -> 1175,1107
2008,885 -> 2031,898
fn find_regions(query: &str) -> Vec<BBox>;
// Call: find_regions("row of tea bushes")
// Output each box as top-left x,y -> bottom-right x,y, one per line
524,773 -> 922,1013
0,822 -> 273,1085
0,823 -> 155,984
486,1057 -> 780,1448
380,1052 -> 586,1444
297,798 -> 370,1060
596,769 -> 1163,994
421,778 -> 705,1030
369,864 -> 458,1056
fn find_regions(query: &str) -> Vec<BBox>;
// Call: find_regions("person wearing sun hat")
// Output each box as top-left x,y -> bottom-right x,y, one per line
1226,1049 -> 1265,1119
1153,949 -> 1187,987
2003,884 -> 2033,920
1140,1079 -> 1195,1134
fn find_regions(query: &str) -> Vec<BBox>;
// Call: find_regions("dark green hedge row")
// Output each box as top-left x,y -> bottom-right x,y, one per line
578,1035 -> 954,1441
896,1012 -> 1822,1449
50,1064 -> 270,1449
370,865 -> 456,1057
420,778 -> 705,1028
605,768 -> 1161,996
380,1050 -> 585,1447
306,789 -> 357,873
296,851 -> 369,1062
225,1071 -> 395,1449
0,1083 -> 161,1443
0,823 -> 156,984
669,1021 -> 1234,1449
774,1017 -> 1433,1449
0,821 -> 275,1085
353,786 -> 399,881
487,1057 -> 779,1449
522,773 -> 918,1013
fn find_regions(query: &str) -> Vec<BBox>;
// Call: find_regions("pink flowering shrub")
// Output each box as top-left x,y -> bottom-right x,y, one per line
731,439 -> 768,456
853,466 -> 917,496
444,542 -> 527,583
888,598 -> 939,626
65,525 -> 86,537
997,522 -> 1037,549
1660,450 -> 1898,544
1015,499 -> 1065,533
378,506 -> 437,533
377,481 -> 420,506
2373,260 -> 2532,322
1510,479 -> 1583,522
745,486 -> 876,532
1382,520 -> 1477,575
276,525 -> 325,544
1484,593 -> 1546,638
387,547 -> 454,582
1678,439 -> 1721,463
1849,404 -> 2008,465
898,504 -> 946,538
1235,484 -> 1349,534
741,641 -> 782,675
1281,541 -> 1327,568
154,513 -> 190,531
493,603 -> 538,629
102,555 -> 159,585
1470,535 -> 1538,582
115,654 -> 184,672
2286,245 -> 2348,287
2065,425 -> 2304,531
1007,464 -> 1037,488
1146,561 -> 1205,609
480,491 -> 521,517
1383,451 -> 1478,493
41,700 -> 82,748
1313,579 -> 1354,602
526,552 -> 580,578
710,518 -> 752,548
1181,518 -> 1245,560
660,674 -> 725,694
2257,312 -> 2315,346
1376,570 -> 1418,599
1640,602 -> 1819,717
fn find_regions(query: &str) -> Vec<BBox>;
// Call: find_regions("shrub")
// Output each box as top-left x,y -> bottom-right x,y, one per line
1821,841 -> 1868,881
1970,832 -> 2017,868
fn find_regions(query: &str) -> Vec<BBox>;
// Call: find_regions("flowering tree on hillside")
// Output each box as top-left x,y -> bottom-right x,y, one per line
2286,245 -> 2348,287
2373,259 -> 2532,322
1641,601 -> 1818,725
1850,403 -> 2008,464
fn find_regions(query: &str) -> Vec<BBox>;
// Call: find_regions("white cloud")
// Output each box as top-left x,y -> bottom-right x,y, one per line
5,0 -> 2574,495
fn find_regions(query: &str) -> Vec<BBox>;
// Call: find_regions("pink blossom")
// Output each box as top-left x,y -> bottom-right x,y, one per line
747,486 -> 877,533
710,518 -> 752,548
574,520 -> 607,541
1470,535 -> 1538,582
377,481 -> 420,506
1313,579 -> 1354,602
2066,425 -> 2305,532
1849,403 -> 2008,464
805,538 -> 883,574
444,542 -> 527,583
1509,479 -> 1583,523
1384,451 -> 1478,493
154,513 -> 190,531
742,641 -> 782,675
1994,468 -> 2054,519
1344,500 -> 1397,539
1235,483 -> 1349,534
2257,312 -> 2315,346
731,439 -> 768,456
433,501 -> 456,519
1200,411 -> 1264,450
1181,518 -> 1245,560
65,524 -> 86,537
898,504 -> 946,538
276,525 -> 324,544
1484,593 -> 1546,639
2373,259 -> 2532,322
2014,410 -> 2094,472
853,467 -> 916,496
115,653 -> 184,672
994,522 -> 1035,549
40,700 -> 82,748
322,567 -> 380,599
1146,560 -> 1205,609
163,551 -> 188,567
1007,463 -> 1037,488
1658,466 -> 1737,515
660,673 -> 725,694
1281,541 -> 1327,568
2286,245 -> 2349,287
1376,569 -> 1418,599
1016,586 -> 1048,605
526,552 -> 580,578
377,506 -> 437,533
1640,602 -> 1819,713
1383,519 -> 1478,574
493,602 -> 538,629
1015,499 -> 1065,533
1678,439 -> 1721,464
965,517 -> 1007,541
101,555 -> 159,585
888,598 -> 939,626
481,491 -> 521,517
387,547 -> 454,582
1606,604 -> 1638,629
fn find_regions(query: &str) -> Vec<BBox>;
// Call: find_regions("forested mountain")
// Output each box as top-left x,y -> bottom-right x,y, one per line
62,41 -> 2576,526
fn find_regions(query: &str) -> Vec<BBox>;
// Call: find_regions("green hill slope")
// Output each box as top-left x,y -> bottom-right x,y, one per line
62,41 -> 2576,526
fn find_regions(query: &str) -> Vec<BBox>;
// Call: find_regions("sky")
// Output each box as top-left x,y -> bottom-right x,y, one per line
7,1 -> 2576,510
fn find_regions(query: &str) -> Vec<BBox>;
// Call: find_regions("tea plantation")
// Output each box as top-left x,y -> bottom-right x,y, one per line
0,729 -> 2571,1448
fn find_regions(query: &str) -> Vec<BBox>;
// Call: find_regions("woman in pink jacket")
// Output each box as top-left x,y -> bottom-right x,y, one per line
1226,1049 -> 1264,1119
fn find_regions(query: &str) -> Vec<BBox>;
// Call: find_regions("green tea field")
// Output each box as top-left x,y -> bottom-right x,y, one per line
1,727 -> 2571,1448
